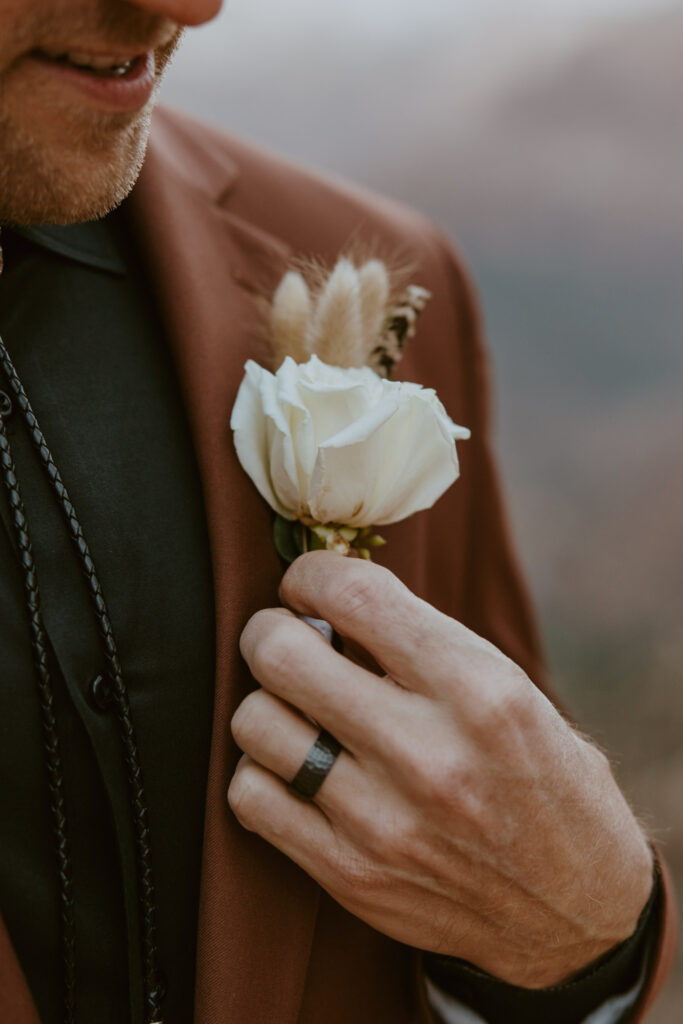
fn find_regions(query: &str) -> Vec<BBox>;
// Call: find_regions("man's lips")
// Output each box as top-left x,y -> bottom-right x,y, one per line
36,48 -> 142,76
25,49 -> 158,113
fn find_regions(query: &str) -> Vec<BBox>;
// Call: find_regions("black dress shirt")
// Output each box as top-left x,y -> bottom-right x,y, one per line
0,211 -> 657,1024
0,213 -> 215,1023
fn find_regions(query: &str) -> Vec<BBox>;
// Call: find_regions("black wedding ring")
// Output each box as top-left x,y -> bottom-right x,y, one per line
288,729 -> 342,801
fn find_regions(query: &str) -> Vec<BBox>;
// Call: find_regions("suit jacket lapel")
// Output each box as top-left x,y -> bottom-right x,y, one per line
129,122 -> 321,1024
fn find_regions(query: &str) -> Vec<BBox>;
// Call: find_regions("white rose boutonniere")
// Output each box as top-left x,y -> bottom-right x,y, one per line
230,257 -> 470,560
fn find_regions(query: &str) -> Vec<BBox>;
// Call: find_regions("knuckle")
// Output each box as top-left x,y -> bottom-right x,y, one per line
227,767 -> 261,828
374,814 -> 426,869
416,752 -> 463,811
248,617 -> 299,684
390,727 -> 457,804
359,812 -> 401,864
279,551 -> 328,610
471,678 -> 535,745
329,563 -> 397,631
240,608 -> 274,651
401,742 -> 482,826
412,755 -> 495,843
334,577 -> 375,625
332,850 -> 386,897
231,689 -> 271,748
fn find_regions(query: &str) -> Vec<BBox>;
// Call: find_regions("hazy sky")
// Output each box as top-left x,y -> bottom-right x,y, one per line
164,0 -> 675,110
174,0 -> 672,46
196,0 -> 668,28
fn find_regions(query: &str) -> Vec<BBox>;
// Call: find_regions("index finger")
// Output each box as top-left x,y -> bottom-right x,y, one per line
279,552 -> 501,697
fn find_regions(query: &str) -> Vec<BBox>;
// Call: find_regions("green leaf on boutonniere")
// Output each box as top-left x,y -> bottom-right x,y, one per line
273,514 -> 301,563
308,529 -> 327,551
274,515 -> 386,562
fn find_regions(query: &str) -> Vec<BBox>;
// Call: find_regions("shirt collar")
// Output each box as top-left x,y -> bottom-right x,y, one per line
11,216 -> 127,276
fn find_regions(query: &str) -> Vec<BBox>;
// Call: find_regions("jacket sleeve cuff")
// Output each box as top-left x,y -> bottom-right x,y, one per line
423,867 -> 661,1024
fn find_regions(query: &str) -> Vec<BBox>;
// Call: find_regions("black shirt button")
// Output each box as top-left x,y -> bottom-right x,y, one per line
0,391 -> 12,418
88,674 -> 112,712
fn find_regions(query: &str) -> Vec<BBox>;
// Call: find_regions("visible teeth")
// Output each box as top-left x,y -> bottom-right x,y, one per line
65,51 -> 133,71
40,48 -> 134,73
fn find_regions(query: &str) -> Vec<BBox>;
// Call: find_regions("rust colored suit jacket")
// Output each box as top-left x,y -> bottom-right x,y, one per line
0,107 -> 676,1024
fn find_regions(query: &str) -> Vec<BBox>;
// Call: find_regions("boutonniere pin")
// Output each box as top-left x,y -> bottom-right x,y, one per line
230,257 -> 470,561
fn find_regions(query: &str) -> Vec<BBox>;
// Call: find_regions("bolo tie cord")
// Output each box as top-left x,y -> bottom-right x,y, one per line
0,332 -> 164,1024
0,405 -> 77,1023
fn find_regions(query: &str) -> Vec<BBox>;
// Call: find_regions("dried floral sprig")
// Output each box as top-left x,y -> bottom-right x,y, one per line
368,283 -> 432,378
268,256 -> 431,378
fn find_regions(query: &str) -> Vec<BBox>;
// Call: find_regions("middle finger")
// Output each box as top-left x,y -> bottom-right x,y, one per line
240,607 -> 402,754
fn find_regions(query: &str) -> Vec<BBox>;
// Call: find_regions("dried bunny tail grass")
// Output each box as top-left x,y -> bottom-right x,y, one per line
357,260 -> 391,362
290,253 -> 336,301
309,258 -> 364,368
329,235 -> 413,295
292,245 -> 412,311
266,249 -> 419,369
270,270 -> 313,366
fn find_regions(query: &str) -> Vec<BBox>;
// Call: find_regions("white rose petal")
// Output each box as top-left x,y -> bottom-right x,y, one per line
230,355 -> 470,528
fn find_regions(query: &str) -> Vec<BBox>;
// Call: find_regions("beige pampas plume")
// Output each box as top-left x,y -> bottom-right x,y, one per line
267,254 -> 429,373
270,270 -> 313,366
358,260 -> 391,361
309,258 -> 364,368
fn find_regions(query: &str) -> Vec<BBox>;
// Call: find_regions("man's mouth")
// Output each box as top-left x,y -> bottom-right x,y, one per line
17,29 -> 179,113
33,49 -> 145,79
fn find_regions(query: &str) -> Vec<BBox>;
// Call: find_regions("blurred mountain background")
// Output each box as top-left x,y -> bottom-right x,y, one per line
161,2 -> 683,1015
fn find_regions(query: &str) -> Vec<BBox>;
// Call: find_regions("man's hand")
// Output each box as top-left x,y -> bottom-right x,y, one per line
228,551 -> 653,989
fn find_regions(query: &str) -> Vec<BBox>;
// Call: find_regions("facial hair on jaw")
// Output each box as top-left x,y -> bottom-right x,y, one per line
0,4 -> 183,227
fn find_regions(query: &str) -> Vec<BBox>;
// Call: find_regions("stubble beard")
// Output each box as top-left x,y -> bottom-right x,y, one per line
0,102 -> 154,227
0,9 -> 183,227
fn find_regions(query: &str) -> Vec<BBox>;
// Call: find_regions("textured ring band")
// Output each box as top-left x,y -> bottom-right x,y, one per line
288,729 -> 342,801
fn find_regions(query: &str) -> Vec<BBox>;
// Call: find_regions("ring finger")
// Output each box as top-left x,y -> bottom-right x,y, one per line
231,687 -> 360,813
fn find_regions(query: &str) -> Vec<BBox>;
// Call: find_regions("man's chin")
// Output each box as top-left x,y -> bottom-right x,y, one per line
0,108 -> 152,227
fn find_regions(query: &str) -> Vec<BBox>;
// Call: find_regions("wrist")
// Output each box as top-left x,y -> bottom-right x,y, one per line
425,867 -> 661,1024
507,833 -> 655,989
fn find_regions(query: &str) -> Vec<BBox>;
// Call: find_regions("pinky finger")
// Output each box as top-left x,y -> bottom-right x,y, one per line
228,755 -> 340,882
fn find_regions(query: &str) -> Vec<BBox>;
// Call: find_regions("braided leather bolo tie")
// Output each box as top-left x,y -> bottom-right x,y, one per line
0,327 -> 164,1024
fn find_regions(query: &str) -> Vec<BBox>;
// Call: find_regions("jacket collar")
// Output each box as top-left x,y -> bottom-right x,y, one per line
128,110 -> 321,1024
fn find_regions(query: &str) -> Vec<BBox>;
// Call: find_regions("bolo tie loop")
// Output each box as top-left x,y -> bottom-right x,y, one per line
0,334 -> 163,1024
0,407 -> 77,1024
